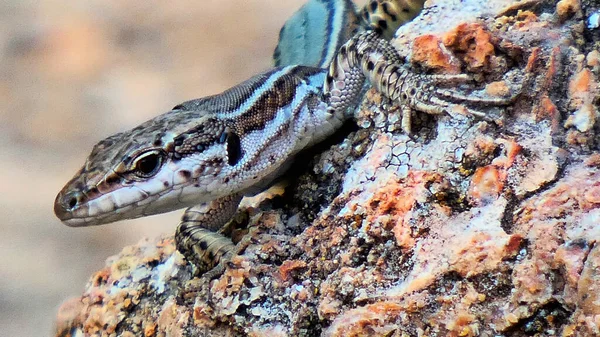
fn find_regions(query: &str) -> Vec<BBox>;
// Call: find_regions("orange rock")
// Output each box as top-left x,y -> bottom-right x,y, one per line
583,184 -> 600,204
578,246 -> 600,315
554,240 -> 590,288
450,232 -> 522,277
446,312 -> 477,336
324,301 -> 403,336
469,166 -> 503,203
556,0 -> 581,21
412,34 -> 461,73
465,134 -> 497,158
442,23 -> 495,71
55,297 -> 85,337
514,10 -> 540,28
193,305 -> 216,328
485,81 -> 510,97
525,47 -> 541,73
534,95 -> 560,130
587,50 -> 600,68
278,260 -> 307,281
364,171 -> 441,249
532,46 -> 562,103
318,297 -> 342,320
585,154 -> 600,167
565,69 -> 598,132
569,69 -> 594,107
492,138 -> 522,169
144,322 -> 157,336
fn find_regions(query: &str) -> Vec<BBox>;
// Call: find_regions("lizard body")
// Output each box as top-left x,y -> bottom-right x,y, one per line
274,0 -> 426,68
358,0 -> 427,39
55,1 -> 517,278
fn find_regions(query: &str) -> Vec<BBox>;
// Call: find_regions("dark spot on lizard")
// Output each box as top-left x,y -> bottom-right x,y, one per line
402,7 -> 410,13
199,240 -> 208,250
153,139 -> 163,146
106,176 -> 120,185
326,74 -> 334,84
367,61 -> 375,71
377,19 -> 388,30
382,2 -> 396,22
67,196 -> 78,209
179,170 -> 191,179
86,187 -> 99,196
163,181 -> 170,187
409,88 -> 417,96
382,2 -> 390,14
174,136 -> 184,146
224,131 -> 242,166
370,1 -> 378,12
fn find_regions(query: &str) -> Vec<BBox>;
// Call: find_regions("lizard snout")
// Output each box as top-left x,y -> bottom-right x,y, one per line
54,190 -> 85,223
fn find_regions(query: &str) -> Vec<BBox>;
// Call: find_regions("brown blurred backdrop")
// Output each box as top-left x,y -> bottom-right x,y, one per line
0,0 -> 320,335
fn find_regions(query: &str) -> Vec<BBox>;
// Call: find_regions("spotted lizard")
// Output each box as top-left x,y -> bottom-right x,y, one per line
54,0 -> 517,278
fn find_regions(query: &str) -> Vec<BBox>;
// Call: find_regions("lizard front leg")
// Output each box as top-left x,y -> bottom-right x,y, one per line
325,30 -> 519,134
175,193 -> 243,279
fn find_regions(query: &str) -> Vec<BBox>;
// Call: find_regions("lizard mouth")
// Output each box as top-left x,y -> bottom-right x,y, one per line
54,187 -> 143,227
54,184 -> 171,227
54,162 -> 178,226
54,175 -> 215,227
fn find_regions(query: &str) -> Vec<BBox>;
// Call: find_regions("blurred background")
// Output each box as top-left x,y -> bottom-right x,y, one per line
0,0 -> 325,335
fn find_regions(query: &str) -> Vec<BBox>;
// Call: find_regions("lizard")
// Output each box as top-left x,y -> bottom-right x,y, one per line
54,0 -> 518,279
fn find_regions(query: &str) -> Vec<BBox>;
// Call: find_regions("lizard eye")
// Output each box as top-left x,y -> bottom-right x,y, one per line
132,150 -> 165,177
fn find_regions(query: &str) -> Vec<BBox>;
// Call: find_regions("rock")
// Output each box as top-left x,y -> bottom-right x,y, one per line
55,0 -> 600,336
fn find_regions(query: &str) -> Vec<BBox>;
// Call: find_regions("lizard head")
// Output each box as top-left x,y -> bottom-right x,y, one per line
54,104 -> 240,227
54,67 -> 309,227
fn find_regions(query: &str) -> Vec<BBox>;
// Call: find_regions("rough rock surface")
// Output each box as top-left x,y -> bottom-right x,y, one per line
55,0 -> 600,336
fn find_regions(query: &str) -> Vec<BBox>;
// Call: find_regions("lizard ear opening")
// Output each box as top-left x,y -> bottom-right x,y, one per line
221,129 -> 242,166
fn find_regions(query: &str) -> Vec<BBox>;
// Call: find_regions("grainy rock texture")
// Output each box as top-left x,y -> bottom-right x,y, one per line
55,0 -> 600,336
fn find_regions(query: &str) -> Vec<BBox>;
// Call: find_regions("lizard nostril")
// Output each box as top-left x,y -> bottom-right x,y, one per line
62,192 -> 83,211
68,196 -> 78,209
54,190 -> 87,223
